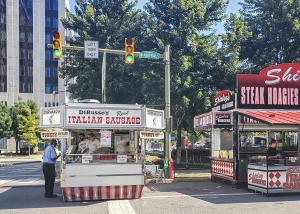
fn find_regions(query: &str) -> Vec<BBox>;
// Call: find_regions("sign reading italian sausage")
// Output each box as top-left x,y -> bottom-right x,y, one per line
65,107 -> 143,128
237,63 -> 300,109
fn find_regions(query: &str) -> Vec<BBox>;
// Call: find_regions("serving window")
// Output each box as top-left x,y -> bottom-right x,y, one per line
211,128 -> 233,159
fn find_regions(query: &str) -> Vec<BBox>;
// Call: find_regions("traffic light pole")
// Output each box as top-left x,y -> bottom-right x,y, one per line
48,44 -> 141,104
48,43 -> 172,162
101,51 -> 107,103
164,45 -> 171,160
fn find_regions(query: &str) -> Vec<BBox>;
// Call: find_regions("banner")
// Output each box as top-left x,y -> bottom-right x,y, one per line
41,131 -> 70,139
40,107 -> 63,127
237,63 -> 300,109
213,112 -> 232,126
145,108 -> 164,130
194,112 -> 213,131
65,107 -> 143,128
212,90 -> 235,111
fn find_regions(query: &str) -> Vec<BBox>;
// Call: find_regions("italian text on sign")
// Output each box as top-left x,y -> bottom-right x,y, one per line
84,41 -> 99,59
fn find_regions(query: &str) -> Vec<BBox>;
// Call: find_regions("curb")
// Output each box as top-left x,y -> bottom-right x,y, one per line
174,177 -> 211,182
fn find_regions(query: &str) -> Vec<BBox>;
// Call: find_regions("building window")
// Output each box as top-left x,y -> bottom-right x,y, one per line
0,0 -> 7,92
45,0 -> 59,94
19,0 -> 33,93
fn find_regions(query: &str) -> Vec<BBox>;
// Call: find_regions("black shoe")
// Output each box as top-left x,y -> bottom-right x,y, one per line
45,194 -> 58,198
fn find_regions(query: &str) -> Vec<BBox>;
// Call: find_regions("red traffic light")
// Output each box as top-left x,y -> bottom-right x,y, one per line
126,37 -> 133,45
53,31 -> 60,39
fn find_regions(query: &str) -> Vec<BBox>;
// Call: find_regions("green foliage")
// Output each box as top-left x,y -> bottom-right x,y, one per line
0,104 -> 13,138
240,0 -> 300,72
60,0 -> 300,143
10,97 -> 40,148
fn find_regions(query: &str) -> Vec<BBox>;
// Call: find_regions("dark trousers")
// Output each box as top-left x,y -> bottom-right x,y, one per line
43,163 -> 55,196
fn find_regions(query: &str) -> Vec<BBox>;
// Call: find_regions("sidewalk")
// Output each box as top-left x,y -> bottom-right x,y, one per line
0,154 -> 42,167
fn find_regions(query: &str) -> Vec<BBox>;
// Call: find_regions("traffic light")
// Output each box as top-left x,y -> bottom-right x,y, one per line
52,31 -> 62,59
125,37 -> 134,64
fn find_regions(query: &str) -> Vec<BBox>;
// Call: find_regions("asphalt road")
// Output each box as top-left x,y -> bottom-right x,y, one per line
0,162 -> 44,187
1,163 -> 300,214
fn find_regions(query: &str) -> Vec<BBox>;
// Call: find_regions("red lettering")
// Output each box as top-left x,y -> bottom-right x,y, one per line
76,116 -> 81,124
136,117 -> 141,124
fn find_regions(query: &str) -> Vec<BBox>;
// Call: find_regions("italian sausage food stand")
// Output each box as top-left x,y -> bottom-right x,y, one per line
40,103 -> 164,201
194,63 -> 300,195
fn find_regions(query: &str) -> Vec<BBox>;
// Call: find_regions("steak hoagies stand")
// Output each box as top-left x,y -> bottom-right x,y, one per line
40,103 -> 164,201
194,63 -> 300,195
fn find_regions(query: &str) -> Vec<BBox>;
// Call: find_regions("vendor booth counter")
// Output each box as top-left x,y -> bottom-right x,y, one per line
195,110 -> 300,189
61,155 -> 144,201
40,103 -> 165,201
248,158 -> 300,194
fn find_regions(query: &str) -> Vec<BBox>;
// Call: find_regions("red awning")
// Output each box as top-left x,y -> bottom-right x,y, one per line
239,111 -> 300,125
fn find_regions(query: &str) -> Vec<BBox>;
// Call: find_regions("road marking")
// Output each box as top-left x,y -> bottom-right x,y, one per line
0,179 -> 13,186
142,192 -> 256,199
0,187 -> 11,194
108,200 -> 136,214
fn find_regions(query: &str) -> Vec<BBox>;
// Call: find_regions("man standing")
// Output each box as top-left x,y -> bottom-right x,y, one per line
42,139 -> 61,198
87,133 -> 100,154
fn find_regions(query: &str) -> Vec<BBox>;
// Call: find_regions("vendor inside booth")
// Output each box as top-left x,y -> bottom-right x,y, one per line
40,103 -> 164,201
194,63 -> 300,195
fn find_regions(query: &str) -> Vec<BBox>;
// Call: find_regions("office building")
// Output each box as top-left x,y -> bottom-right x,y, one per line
0,0 -> 68,108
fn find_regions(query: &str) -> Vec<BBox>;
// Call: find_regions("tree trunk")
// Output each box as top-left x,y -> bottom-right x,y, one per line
15,139 -> 19,154
176,127 -> 181,164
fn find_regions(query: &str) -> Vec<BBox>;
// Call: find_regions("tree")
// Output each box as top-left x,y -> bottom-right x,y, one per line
60,0 -> 149,104
10,98 -> 40,153
240,0 -> 300,72
144,0 -> 227,162
0,104 -> 13,139
18,105 -> 40,150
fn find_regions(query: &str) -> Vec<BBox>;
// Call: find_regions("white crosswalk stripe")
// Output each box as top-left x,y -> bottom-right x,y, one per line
108,200 -> 136,214
0,187 -> 11,194
0,179 -> 13,186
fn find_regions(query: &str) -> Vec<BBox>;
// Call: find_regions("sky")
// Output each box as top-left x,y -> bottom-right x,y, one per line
69,0 -> 243,34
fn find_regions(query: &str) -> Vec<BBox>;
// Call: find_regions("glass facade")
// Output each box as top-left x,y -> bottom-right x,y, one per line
0,0 -> 6,92
19,0 -> 33,93
45,0 -> 58,94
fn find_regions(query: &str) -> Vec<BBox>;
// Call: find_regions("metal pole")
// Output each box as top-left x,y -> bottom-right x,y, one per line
102,51 -> 107,103
164,45 -> 171,159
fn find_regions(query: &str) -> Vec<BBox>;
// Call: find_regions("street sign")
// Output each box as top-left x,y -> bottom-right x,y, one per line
139,51 -> 161,59
84,41 -> 99,59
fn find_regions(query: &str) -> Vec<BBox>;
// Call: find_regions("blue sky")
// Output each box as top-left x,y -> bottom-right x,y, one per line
69,0 -> 242,33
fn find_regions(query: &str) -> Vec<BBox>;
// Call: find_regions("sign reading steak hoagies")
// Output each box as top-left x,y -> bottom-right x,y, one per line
237,63 -> 300,109
65,107 -> 143,128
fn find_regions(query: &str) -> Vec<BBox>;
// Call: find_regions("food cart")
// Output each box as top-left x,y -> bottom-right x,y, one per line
194,63 -> 300,194
40,103 -> 164,201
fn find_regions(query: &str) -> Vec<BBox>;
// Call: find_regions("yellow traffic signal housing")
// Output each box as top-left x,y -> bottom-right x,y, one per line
125,37 -> 134,64
52,31 -> 62,59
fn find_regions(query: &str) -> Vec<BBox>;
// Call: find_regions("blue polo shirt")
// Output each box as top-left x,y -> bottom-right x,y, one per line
43,145 -> 57,164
